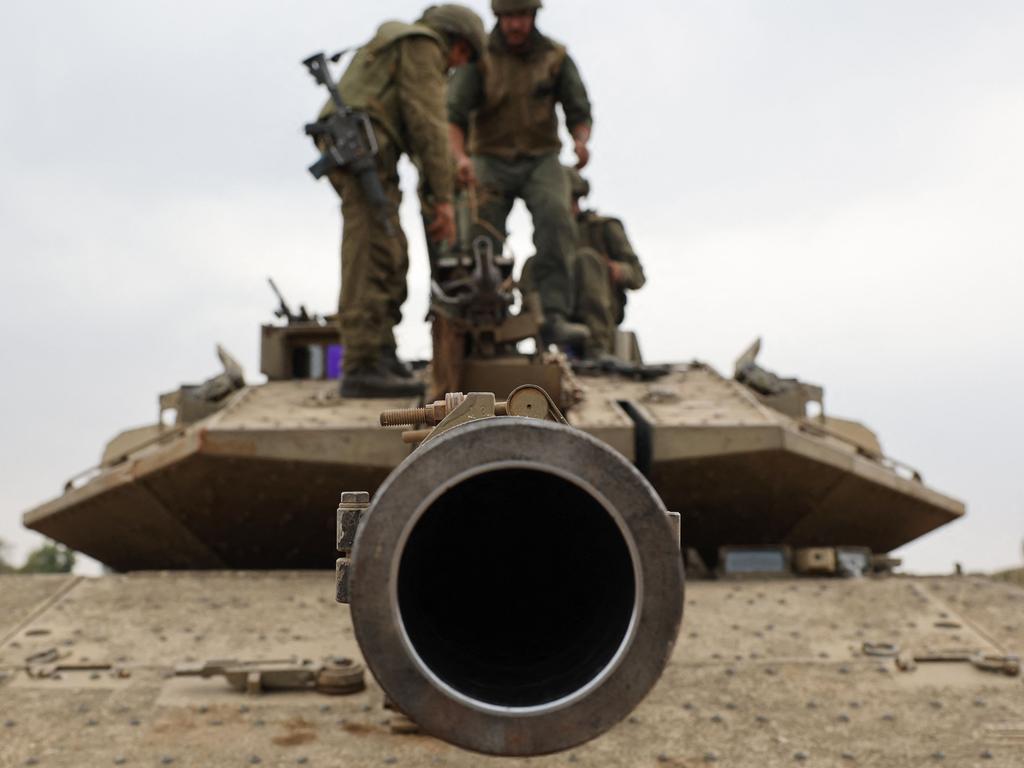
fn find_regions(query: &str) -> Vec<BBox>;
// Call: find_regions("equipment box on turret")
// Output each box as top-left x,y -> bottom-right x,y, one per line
261,321 -> 342,381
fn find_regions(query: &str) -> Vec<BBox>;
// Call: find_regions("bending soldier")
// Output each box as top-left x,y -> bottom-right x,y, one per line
566,168 -> 646,360
447,0 -> 593,346
317,4 -> 485,398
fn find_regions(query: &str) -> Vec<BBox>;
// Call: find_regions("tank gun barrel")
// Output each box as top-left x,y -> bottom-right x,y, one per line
336,394 -> 684,756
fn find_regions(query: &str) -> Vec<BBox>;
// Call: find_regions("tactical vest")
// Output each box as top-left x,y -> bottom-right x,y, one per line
470,32 -> 567,159
578,212 -> 630,322
325,22 -> 445,154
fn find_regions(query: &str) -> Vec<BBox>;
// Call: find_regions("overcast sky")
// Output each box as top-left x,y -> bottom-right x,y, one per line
1,1 -> 1022,574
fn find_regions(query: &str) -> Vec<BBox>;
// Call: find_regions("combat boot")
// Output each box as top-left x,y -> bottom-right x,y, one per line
541,314 -> 591,346
588,351 -> 625,368
581,339 -> 620,366
340,361 -> 425,399
380,347 -> 414,379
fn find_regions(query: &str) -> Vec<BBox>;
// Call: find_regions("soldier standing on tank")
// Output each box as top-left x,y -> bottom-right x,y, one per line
447,0 -> 593,346
565,167 -> 646,360
319,5 -> 486,398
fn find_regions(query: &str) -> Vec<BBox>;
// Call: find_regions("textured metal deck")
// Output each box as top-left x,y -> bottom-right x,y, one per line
0,573 -> 1020,767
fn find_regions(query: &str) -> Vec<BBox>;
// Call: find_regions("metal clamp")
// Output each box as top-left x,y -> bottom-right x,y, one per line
379,385 -> 568,447
336,491 -> 370,604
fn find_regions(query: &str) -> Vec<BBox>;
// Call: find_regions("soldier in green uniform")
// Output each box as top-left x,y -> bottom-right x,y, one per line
319,4 -> 486,398
565,168 -> 646,360
520,168 -> 646,360
447,0 -> 593,345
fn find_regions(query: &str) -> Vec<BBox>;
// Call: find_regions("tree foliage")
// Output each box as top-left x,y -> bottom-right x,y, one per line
19,541 -> 76,574
0,538 -> 78,574
0,538 -> 13,574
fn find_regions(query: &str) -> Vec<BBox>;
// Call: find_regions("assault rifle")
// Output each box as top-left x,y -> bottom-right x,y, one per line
302,52 -> 394,236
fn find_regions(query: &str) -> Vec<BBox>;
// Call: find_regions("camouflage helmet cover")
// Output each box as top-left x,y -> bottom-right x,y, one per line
492,0 -> 543,14
565,166 -> 590,199
419,4 -> 487,60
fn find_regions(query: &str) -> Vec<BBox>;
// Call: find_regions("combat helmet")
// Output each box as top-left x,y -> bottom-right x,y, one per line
492,0 -> 543,14
420,5 -> 487,61
565,166 -> 590,199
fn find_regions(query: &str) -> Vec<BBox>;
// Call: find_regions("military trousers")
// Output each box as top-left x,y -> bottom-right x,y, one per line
329,141 -> 408,374
521,248 -> 623,356
472,152 -> 574,318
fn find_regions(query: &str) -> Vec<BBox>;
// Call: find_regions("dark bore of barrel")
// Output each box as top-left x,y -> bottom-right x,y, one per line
397,467 -> 637,709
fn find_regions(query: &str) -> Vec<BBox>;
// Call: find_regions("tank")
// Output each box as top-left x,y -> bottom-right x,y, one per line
11,252 -> 1024,764
5,380 -> 1017,767
7,51 -> 998,765
8,247 -> 1004,765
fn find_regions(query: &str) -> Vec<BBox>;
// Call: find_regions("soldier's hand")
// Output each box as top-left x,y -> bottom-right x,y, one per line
455,155 -> 477,187
608,261 -> 625,285
574,138 -> 590,170
428,202 -> 457,243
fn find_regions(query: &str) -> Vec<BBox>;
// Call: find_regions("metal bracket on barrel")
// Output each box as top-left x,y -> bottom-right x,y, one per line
379,385 -> 568,447
336,491 -> 370,604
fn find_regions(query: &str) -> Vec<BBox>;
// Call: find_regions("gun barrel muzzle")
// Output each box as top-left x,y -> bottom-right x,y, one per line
347,418 -> 684,756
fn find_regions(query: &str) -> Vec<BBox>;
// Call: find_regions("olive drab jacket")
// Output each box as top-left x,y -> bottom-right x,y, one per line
577,211 -> 645,323
321,21 -> 454,203
448,27 -> 592,159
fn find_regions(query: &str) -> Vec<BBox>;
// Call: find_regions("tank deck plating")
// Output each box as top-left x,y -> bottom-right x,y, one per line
1,572 -> 1021,767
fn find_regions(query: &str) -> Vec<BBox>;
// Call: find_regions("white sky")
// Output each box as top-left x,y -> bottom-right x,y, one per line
1,1 -> 1022,574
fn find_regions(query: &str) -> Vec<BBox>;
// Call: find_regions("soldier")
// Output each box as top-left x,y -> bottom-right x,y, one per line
565,168 -> 646,360
319,5 -> 486,398
447,0 -> 593,346
520,168 -> 646,360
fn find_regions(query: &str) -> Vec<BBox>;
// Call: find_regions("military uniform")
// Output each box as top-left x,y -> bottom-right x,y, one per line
447,25 -> 592,328
521,211 -> 645,357
416,157 -> 461,281
572,211 -> 646,355
322,21 -> 454,378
